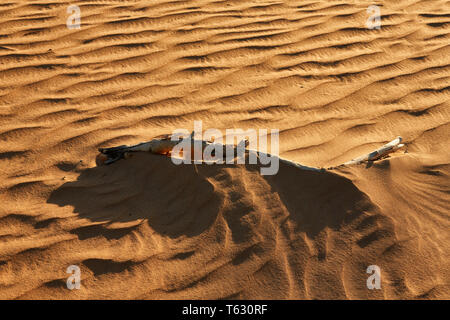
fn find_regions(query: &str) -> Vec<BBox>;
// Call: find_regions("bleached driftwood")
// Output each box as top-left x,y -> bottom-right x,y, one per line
96,134 -> 405,170
96,133 -> 249,166
336,136 -> 405,167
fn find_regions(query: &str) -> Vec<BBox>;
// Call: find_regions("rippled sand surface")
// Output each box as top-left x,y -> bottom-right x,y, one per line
0,0 -> 448,299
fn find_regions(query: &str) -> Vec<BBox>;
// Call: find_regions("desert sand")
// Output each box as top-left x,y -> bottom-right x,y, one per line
0,0 -> 449,299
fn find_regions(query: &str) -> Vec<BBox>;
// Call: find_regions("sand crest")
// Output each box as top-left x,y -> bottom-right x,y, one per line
0,0 -> 448,299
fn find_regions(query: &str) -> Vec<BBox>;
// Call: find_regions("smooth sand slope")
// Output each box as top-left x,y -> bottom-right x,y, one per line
0,0 -> 449,299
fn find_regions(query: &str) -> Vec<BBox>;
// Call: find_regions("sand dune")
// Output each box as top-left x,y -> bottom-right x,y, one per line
0,0 -> 449,299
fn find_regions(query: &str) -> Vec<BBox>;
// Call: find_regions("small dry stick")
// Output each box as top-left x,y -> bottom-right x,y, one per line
329,136 -> 405,169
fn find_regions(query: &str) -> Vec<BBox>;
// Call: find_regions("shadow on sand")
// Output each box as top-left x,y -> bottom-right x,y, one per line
48,152 -> 225,238
48,152 -> 376,241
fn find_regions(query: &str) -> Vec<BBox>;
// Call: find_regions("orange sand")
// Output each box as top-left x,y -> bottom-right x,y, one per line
0,0 -> 448,299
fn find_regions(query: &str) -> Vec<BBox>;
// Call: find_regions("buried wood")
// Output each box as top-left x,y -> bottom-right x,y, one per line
342,136 -> 405,164
329,136 -> 406,169
96,135 -> 405,170
96,133 -> 249,166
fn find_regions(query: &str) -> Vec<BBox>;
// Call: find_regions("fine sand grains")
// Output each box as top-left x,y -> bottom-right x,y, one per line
0,0 -> 448,299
